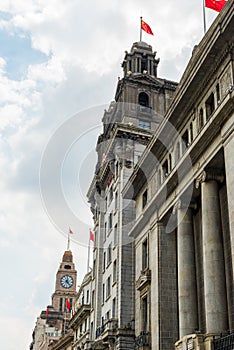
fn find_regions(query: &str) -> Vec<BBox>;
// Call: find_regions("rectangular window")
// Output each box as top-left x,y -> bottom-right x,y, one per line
142,295 -> 148,332
86,290 -> 89,304
109,186 -> 113,203
139,120 -> 151,130
107,243 -> 112,264
106,276 -> 111,299
182,130 -> 189,152
115,191 -> 118,211
114,224 -> 118,246
113,260 -> 117,283
162,160 -> 169,179
142,189 -> 148,209
102,283 -> 105,304
142,238 -> 148,270
59,298 -> 63,312
103,252 -> 106,271
104,222 -> 107,241
109,213 -> 113,231
205,93 -> 215,120
92,290 -> 95,308
112,298 -> 116,318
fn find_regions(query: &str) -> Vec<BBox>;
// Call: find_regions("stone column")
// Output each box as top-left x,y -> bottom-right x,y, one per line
196,170 -> 228,333
223,122 -> 234,276
175,200 -> 198,338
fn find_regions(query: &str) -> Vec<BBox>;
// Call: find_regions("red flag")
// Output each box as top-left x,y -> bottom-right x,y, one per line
205,0 -> 227,12
69,227 -> 73,234
46,307 -> 49,317
141,19 -> 154,35
66,299 -> 71,312
90,231 -> 95,242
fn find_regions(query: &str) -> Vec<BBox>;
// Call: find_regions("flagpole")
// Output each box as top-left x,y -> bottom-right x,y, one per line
203,0 -> 207,34
87,229 -> 91,273
67,230 -> 70,250
140,16 -> 142,41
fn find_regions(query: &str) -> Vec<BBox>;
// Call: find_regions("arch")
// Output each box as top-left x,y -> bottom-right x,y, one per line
138,92 -> 149,107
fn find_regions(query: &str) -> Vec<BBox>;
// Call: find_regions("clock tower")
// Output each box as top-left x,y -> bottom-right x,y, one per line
52,250 -> 77,314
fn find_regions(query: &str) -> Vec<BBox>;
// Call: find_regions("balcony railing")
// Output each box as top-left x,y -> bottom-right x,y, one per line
213,333 -> 234,350
135,332 -> 151,348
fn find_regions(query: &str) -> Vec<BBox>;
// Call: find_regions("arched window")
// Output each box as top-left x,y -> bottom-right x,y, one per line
138,92 -> 149,107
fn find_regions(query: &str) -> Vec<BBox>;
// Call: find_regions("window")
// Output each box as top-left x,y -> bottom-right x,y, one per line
92,290 -> 95,308
139,92 -> 149,107
142,295 -> 148,332
104,222 -> 107,241
182,130 -> 189,152
108,213 -> 113,231
109,186 -> 113,203
162,160 -> 169,179
103,252 -> 106,271
190,122 -> 193,143
113,260 -> 117,283
142,238 -> 148,270
106,276 -> 111,298
216,83 -> 221,104
139,120 -> 151,130
112,298 -> 116,318
64,264 -> 71,270
141,59 -> 148,74
102,284 -> 105,304
114,224 -> 118,246
142,189 -> 148,209
86,290 -> 89,304
107,243 -> 112,264
106,310 -> 110,320
205,93 -> 215,120
115,191 -> 118,210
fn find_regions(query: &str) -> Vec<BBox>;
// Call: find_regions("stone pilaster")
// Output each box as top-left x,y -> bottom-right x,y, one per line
175,200 -> 198,338
196,170 -> 228,333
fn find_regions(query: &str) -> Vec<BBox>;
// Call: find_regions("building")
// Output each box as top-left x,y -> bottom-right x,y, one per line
123,2 -> 234,350
87,37 -> 177,350
30,249 -> 77,350
69,271 -> 92,350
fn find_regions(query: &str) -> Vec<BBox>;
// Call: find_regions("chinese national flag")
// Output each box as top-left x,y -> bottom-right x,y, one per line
90,231 -> 95,242
141,20 -> 154,35
66,299 -> 71,312
69,227 -> 73,234
205,0 -> 227,12
46,307 -> 49,317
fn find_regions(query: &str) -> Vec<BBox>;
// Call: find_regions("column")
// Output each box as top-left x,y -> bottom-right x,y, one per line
223,125 -> 234,279
196,170 -> 228,333
176,201 -> 198,338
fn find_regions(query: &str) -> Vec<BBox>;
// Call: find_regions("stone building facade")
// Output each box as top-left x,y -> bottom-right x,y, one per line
123,2 -> 234,350
86,39 -> 177,350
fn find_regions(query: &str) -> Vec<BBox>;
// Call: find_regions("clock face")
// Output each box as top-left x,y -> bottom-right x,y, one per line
60,275 -> 73,289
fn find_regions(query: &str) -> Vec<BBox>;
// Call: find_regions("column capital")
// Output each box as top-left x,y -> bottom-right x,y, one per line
195,169 -> 224,189
173,199 -> 197,214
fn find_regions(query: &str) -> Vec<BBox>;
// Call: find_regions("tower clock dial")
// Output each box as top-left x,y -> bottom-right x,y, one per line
60,275 -> 73,289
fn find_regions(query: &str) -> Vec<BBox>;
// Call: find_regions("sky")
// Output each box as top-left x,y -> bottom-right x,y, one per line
0,1 -> 220,349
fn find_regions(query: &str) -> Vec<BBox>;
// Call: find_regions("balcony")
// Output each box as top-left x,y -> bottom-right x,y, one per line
135,332 -> 151,349
69,304 -> 91,328
136,269 -> 151,291
213,333 -> 234,350
96,318 -> 118,339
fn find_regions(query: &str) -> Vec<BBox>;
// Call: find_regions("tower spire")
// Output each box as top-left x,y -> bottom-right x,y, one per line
67,227 -> 73,250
